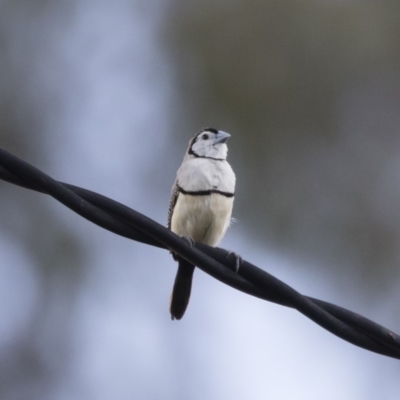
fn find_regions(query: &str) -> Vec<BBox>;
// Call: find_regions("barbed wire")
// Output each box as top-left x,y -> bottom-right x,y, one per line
0,147 -> 400,360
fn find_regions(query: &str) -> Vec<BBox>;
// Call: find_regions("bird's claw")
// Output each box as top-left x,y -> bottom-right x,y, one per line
227,251 -> 242,273
182,236 -> 195,247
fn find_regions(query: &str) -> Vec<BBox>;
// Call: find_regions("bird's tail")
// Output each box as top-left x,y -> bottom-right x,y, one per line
169,258 -> 195,320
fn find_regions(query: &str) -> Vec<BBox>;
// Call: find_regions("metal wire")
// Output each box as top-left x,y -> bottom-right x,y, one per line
1,146 -> 400,359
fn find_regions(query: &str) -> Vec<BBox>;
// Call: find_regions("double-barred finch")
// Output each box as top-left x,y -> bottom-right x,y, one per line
168,128 -> 236,320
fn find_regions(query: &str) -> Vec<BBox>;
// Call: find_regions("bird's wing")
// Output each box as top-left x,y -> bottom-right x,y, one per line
168,180 -> 180,229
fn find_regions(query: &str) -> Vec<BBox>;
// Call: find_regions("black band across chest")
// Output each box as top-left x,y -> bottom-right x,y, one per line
177,185 -> 234,198
188,148 -> 225,161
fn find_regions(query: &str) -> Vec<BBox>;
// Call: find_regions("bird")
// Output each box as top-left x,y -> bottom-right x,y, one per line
168,127 -> 236,320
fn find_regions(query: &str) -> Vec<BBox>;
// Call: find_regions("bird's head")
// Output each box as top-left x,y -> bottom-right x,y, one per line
188,128 -> 231,160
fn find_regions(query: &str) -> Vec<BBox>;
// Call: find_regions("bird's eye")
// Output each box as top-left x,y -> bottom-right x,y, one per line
202,134 -> 209,140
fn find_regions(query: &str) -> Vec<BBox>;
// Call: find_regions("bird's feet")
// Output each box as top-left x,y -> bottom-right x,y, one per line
182,236 -> 195,247
227,251 -> 243,273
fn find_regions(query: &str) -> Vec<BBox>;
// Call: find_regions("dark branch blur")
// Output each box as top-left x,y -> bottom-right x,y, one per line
164,0 -> 400,294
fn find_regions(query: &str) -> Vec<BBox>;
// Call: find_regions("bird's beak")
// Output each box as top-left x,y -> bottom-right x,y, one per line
213,131 -> 231,145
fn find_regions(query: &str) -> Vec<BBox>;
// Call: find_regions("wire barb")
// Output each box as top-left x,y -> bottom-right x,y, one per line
1,146 -> 400,359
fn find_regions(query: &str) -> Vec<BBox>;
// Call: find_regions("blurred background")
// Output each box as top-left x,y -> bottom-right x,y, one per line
1,0 -> 400,399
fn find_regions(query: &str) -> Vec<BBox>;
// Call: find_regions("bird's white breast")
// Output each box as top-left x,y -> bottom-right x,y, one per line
171,193 -> 234,246
171,157 -> 236,246
177,158 -> 236,193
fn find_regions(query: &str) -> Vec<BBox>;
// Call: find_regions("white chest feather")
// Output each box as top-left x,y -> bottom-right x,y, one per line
171,193 -> 234,246
171,157 -> 236,246
177,158 -> 235,193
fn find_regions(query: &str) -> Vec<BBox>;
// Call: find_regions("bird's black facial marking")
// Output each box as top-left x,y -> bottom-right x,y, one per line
188,127 -> 227,161
203,127 -> 218,134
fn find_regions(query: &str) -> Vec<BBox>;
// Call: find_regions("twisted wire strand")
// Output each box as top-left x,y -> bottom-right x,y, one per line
1,147 -> 399,359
